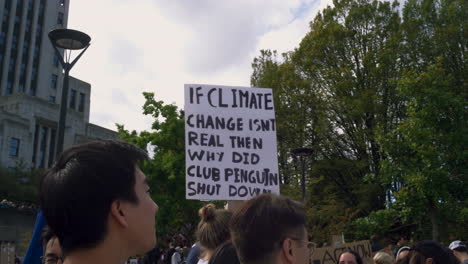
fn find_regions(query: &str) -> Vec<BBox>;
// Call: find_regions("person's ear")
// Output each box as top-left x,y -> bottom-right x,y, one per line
282,238 -> 295,263
110,200 -> 128,228
425,258 -> 434,264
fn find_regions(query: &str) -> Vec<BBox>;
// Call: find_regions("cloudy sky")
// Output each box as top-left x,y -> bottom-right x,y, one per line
67,0 -> 333,132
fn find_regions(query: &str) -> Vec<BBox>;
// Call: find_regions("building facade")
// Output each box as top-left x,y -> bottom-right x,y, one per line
0,0 -> 117,169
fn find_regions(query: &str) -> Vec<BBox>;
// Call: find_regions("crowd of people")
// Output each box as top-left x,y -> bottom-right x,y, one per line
28,140 -> 467,264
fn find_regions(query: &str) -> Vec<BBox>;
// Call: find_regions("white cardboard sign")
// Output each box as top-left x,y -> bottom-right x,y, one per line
185,84 -> 280,200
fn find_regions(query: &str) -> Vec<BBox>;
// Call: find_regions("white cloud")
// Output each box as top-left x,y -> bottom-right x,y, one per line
67,0 -> 333,132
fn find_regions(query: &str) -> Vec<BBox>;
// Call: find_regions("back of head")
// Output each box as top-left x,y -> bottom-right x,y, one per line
40,140 -> 148,256
196,204 -> 233,251
449,240 -> 468,253
445,247 -> 462,264
373,251 -> 394,264
412,240 -> 451,264
230,193 -> 306,264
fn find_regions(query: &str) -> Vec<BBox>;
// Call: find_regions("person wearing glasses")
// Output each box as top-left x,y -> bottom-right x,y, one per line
41,227 -> 63,264
40,140 -> 159,264
230,193 -> 314,264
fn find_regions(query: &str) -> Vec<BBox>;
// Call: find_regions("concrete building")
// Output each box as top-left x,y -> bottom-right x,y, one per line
0,0 -> 117,169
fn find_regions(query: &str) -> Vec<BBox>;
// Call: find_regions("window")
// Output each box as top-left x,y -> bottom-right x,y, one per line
70,89 -> 76,109
25,19 -> 31,32
22,39 -> 29,54
51,74 -> 58,89
49,96 -> 56,102
48,129 -> 56,167
32,124 -> 39,163
0,32 -> 5,45
38,127 -> 47,168
33,45 -> 39,59
8,57 -> 15,72
12,35 -> 17,46
78,93 -> 85,112
6,81 -> 13,95
9,138 -> 20,157
3,12 -> 8,23
53,53 -> 59,67
20,63 -> 26,79
31,67 -> 37,80
57,12 -> 64,25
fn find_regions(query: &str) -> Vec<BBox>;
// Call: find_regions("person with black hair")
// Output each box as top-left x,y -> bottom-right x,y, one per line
337,250 -> 363,264
408,240 -> 451,264
41,227 -> 63,264
450,241 -> 468,264
40,140 -> 159,264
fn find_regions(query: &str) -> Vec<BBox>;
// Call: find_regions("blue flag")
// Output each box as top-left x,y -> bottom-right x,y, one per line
23,210 -> 46,264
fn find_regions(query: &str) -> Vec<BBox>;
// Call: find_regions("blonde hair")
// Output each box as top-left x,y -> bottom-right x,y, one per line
196,204 -> 233,251
373,251 -> 394,264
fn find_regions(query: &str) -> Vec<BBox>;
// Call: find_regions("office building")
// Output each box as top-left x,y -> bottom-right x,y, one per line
0,0 -> 117,169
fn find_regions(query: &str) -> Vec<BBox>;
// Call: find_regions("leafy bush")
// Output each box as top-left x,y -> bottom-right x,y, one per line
346,209 -> 399,240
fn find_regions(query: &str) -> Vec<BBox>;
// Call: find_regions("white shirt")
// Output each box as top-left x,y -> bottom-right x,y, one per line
171,251 -> 182,264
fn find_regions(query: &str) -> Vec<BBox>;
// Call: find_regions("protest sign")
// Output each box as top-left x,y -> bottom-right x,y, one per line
311,240 -> 373,264
184,84 -> 279,200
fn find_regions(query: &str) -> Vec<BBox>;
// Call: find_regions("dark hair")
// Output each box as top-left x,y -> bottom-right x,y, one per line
41,226 -> 56,250
445,248 -> 462,264
230,193 -> 307,264
196,204 -> 232,251
40,140 -> 148,256
453,246 -> 468,253
412,240 -> 451,264
208,242 -> 240,264
337,250 -> 363,264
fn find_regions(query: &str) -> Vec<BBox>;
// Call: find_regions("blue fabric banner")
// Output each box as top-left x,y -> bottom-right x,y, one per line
22,210 -> 46,264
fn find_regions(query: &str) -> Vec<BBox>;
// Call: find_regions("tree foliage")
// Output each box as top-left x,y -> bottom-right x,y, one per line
118,92 -> 203,245
0,165 -> 43,203
251,0 -> 467,243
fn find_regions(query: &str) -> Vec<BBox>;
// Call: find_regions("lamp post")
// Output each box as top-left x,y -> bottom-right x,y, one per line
291,147 -> 313,203
48,29 -> 91,155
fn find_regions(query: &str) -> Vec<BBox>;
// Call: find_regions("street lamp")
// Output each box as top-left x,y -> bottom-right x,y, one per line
291,147 -> 313,203
48,29 -> 91,155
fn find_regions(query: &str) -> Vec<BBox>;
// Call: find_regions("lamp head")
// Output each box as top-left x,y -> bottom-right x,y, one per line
48,29 -> 91,50
291,147 -> 313,157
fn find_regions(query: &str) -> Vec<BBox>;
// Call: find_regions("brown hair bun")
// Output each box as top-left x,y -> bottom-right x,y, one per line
199,203 -> 216,222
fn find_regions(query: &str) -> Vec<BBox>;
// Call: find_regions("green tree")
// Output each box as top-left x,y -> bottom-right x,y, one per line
118,92 -> 203,244
380,63 -> 467,240
378,0 -> 467,241
0,165 -> 43,203
250,0 -> 467,243
251,0 -> 404,243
